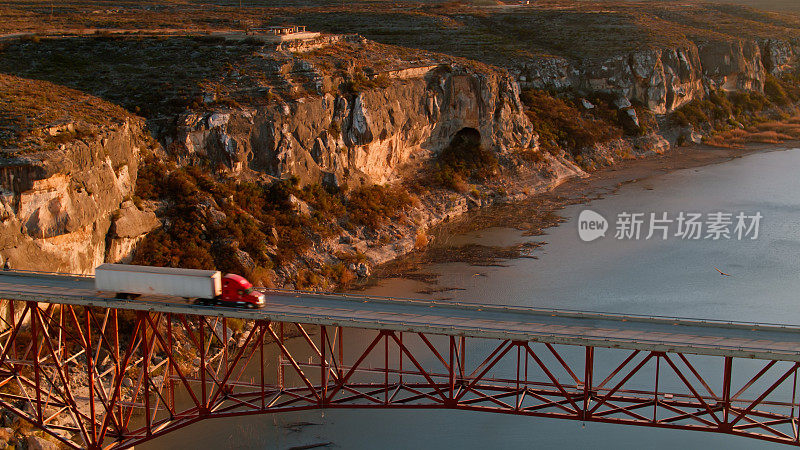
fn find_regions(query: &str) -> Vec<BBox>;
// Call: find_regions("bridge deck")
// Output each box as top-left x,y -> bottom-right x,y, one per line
0,271 -> 799,361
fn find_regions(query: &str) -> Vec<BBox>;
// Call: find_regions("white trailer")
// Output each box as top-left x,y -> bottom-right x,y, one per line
95,264 -> 222,299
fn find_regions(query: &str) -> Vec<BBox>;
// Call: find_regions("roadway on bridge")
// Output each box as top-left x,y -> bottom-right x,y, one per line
1,271 -> 800,361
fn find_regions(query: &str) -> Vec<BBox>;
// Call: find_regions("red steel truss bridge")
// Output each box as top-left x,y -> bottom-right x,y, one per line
1,271 -> 800,448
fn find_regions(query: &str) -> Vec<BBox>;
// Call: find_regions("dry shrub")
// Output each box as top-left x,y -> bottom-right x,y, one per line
415,228 -> 429,249
705,129 -> 749,148
430,128 -> 498,191
174,345 -> 198,375
750,131 -> 793,142
520,89 -> 622,155
346,184 -> 413,228
706,127 -> 795,148
246,266 -> 274,288
226,318 -> 245,333
295,269 -> 323,290
335,250 -> 368,264
750,120 -> 800,139
322,263 -> 356,287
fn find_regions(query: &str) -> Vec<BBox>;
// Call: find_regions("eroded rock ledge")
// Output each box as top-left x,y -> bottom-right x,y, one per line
174,63 -> 536,187
0,76 -> 159,273
515,39 -> 799,114
1,33 -> 798,279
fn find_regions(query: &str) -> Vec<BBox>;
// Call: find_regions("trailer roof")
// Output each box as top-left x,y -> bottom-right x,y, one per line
95,264 -> 220,278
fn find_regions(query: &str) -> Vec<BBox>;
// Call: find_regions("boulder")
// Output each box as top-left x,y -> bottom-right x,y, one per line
25,435 -> 58,450
288,194 -> 312,216
614,97 -> 632,109
111,202 -> 160,239
679,126 -> 703,145
354,262 -> 371,278
624,108 -> 640,128
0,427 -> 15,449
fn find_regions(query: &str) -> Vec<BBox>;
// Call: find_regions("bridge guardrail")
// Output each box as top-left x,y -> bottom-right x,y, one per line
0,287 -> 796,360
3,270 -> 800,337
259,287 -> 800,335
0,269 -> 92,280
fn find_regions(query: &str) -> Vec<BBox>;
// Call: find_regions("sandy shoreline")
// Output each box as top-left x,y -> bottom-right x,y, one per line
368,141 -> 800,287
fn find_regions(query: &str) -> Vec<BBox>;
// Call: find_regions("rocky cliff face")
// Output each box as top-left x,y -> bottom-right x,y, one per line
0,40 -> 553,277
2,33 -> 796,278
173,65 -> 537,186
761,39 -> 800,75
0,119 -> 158,274
515,38 -> 799,114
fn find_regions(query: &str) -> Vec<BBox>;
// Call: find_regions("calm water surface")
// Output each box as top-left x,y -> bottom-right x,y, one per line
147,148 -> 800,449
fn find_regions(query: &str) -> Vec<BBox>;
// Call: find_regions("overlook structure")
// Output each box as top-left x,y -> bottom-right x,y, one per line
245,25 -> 320,42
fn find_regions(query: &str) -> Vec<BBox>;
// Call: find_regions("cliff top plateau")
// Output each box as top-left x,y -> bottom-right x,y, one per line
2,1 -> 800,63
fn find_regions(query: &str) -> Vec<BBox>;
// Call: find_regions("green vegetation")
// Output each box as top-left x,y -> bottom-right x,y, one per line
520,89 -> 624,157
668,76 -> 800,132
342,70 -> 392,93
346,184 -> 413,228
3,1 -> 798,74
0,37 -> 448,122
430,128 -> 498,192
672,89 -> 770,128
0,37 -> 258,119
765,74 -> 792,106
4,0 -> 800,288
0,74 -> 133,151
132,156 -> 413,287
670,73 -> 800,147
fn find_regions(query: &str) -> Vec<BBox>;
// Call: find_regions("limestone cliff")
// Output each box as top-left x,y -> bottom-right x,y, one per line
514,38 -> 799,114
173,64 -> 536,186
0,40 -> 554,277
0,76 -> 158,273
1,32 -> 797,280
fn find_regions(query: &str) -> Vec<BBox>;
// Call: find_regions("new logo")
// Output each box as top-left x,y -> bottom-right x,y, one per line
578,209 -> 608,242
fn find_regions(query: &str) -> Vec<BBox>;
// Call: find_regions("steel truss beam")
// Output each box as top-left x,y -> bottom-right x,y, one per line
0,300 -> 797,448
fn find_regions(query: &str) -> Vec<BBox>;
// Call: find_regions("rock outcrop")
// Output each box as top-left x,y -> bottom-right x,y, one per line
0,119 -> 157,274
514,38 -> 799,114
106,200 -> 161,264
174,64 -> 537,186
761,39 -> 800,75
2,32 -> 797,279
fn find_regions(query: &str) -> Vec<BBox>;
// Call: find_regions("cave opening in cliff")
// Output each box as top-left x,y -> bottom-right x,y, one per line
449,127 -> 482,151
434,127 -> 497,187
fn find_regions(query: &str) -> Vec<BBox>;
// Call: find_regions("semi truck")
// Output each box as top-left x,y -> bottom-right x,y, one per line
95,264 -> 266,308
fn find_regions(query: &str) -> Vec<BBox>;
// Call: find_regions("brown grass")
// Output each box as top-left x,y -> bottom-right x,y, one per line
415,228 -> 429,250
705,117 -> 800,147
1,0 -> 798,67
0,73 -> 133,151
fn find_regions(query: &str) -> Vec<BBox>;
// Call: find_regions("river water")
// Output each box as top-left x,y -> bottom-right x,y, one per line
146,147 -> 800,449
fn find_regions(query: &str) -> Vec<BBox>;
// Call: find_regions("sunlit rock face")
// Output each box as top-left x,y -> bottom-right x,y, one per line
761,39 -> 800,75
175,65 -> 538,186
0,119 -> 157,274
514,38 -> 798,114
697,40 -> 765,93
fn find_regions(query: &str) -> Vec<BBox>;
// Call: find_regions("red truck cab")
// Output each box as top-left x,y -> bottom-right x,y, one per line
219,274 -> 265,308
